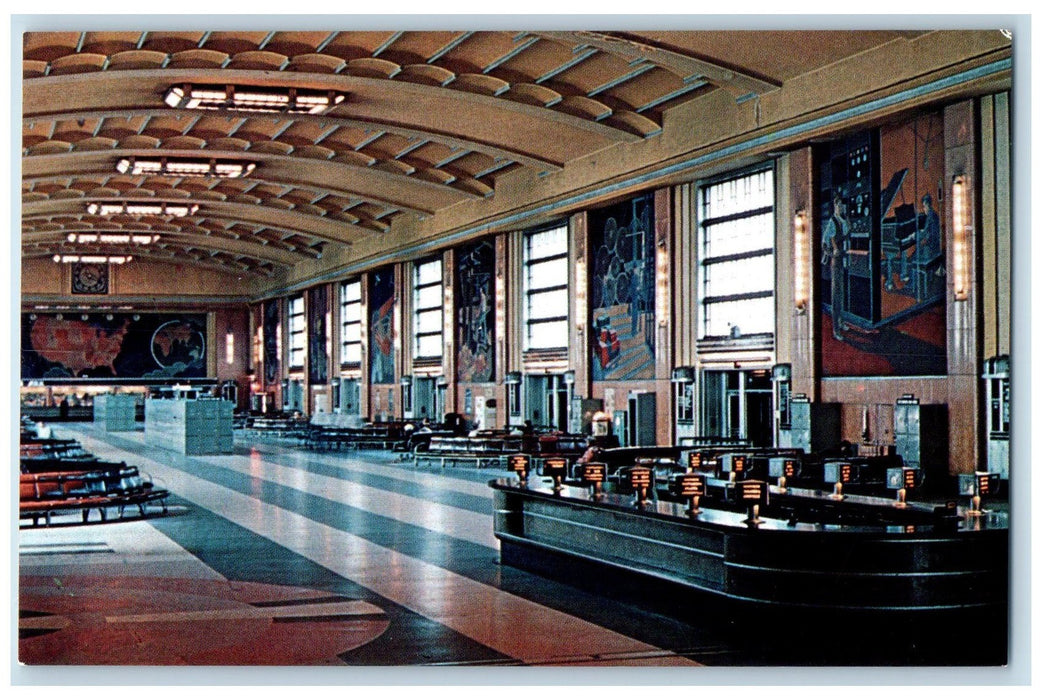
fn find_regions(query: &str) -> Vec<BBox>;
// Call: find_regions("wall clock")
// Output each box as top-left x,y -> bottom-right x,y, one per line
71,262 -> 109,295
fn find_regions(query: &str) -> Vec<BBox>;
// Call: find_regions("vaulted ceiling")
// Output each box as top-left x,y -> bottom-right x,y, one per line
24,28 -> 990,286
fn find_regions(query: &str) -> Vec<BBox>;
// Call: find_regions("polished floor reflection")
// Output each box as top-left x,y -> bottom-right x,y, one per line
19,423 -> 739,667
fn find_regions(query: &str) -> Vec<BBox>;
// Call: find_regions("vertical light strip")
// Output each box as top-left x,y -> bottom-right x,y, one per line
225,326 -> 235,365
443,282 -> 453,355
656,244 -> 670,327
574,257 -> 587,331
253,324 -> 263,391
325,308 -> 333,370
793,210 -> 809,312
495,263 -> 506,360
952,176 -> 970,301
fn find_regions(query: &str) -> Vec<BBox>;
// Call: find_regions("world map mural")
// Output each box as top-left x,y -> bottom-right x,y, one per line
22,313 -> 207,380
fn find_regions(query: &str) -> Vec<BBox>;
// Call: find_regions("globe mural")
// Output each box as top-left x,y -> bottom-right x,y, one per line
151,320 -> 206,373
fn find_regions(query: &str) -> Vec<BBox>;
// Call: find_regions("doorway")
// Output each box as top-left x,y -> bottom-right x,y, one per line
701,369 -> 774,447
523,374 -> 570,431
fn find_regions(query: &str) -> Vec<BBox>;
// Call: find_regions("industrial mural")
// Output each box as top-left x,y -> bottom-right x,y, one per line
818,112 -> 948,376
589,193 -> 656,381
263,299 -> 280,385
307,285 -> 328,385
22,312 -> 207,380
369,267 -> 395,384
456,239 -> 495,383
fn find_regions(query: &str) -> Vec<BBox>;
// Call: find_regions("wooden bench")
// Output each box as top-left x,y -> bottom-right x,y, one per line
20,464 -> 170,527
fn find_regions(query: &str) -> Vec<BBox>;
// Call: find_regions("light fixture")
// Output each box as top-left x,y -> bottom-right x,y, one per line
951,175 -> 971,301
225,326 -> 235,365
655,241 -> 670,327
793,210 -> 810,313
53,255 -> 132,264
574,256 -> 587,332
66,233 -> 160,245
87,202 -> 199,217
164,84 -> 346,115
116,157 -> 256,179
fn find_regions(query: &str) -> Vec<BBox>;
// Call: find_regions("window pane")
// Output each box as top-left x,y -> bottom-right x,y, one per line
341,304 -> 360,323
527,320 -> 568,349
525,225 -> 568,261
341,323 -> 361,343
341,281 -> 361,303
341,344 -> 361,364
417,334 -> 443,358
415,309 -> 442,334
526,257 -> 567,290
416,260 -> 442,285
703,212 -> 774,259
701,169 -> 773,220
415,284 -> 442,310
704,254 -> 775,298
527,289 -> 568,320
703,296 -> 774,337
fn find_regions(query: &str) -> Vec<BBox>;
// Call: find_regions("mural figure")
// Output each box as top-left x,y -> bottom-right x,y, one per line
263,300 -> 280,386
822,194 -> 851,341
456,240 -> 495,383
818,113 -> 947,376
369,268 -> 395,384
307,286 -> 328,385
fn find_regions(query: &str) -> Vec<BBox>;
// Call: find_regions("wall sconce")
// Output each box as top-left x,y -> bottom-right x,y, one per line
951,176 -> 971,301
563,370 -> 576,386
655,242 -> 670,327
793,210 -> 809,313
443,284 -> 454,352
574,257 -> 587,331
225,326 -> 235,365
504,371 -> 522,385
494,266 -> 506,345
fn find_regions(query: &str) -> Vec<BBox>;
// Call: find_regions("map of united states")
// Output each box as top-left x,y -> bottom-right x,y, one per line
29,317 -> 131,374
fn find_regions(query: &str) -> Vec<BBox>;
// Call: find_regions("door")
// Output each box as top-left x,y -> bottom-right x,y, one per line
413,376 -> 437,421
702,369 -> 773,447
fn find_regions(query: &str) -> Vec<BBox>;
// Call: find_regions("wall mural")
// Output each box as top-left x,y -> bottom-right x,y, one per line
263,299 -> 280,386
589,192 -> 656,381
369,267 -> 395,384
456,239 -> 495,383
22,312 -> 207,380
307,285 -> 328,385
818,112 -> 948,376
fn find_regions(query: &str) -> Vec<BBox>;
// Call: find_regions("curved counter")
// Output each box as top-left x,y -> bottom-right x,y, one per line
490,477 -> 1008,615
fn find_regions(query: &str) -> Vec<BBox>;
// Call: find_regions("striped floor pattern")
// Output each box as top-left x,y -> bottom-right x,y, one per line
18,422 -> 747,670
